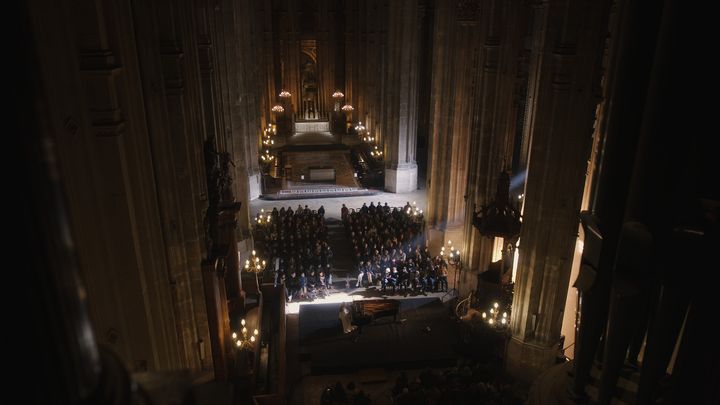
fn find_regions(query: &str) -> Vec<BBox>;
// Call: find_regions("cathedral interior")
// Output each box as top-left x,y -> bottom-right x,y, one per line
20,0 -> 717,404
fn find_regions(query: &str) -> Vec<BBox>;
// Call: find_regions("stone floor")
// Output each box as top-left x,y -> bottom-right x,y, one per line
284,286 -> 458,405
250,189 -> 428,221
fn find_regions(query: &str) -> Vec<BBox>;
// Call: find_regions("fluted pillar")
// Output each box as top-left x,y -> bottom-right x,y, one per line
426,0 -> 481,247
461,0 -> 528,296
382,0 -> 420,193
506,0 -> 611,381
571,0 -> 664,398
234,0 -> 263,203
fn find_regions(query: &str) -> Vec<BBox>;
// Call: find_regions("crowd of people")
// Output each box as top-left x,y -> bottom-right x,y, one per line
255,204 -> 333,302
253,200 -> 454,301
321,382 -> 371,405
389,361 -> 524,405
342,201 -> 448,294
318,360 -> 525,404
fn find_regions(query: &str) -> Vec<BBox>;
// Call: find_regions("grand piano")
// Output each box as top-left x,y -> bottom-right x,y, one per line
351,299 -> 401,325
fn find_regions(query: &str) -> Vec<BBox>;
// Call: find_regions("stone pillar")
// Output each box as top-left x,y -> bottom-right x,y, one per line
425,0 -> 481,246
234,0 -> 263,203
621,2 -> 713,402
461,0 -> 528,296
596,222 -> 652,404
506,0 -> 610,382
571,0 -> 664,397
382,0 -> 420,193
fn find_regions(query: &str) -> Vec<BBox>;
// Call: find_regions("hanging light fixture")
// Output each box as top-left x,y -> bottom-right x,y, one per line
472,171 -> 522,240
332,91 -> 345,99
279,90 -> 291,98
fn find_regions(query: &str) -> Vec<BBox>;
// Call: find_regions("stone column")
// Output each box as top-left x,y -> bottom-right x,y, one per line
506,0 -> 611,382
461,0 -> 528,296
571,0 -> 664,397
382,0 -> 420,193
234,0 -> 263,202
425,0 -> 481,245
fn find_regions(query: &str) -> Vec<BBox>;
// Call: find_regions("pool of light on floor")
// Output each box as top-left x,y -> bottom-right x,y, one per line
284,287 -> 453,315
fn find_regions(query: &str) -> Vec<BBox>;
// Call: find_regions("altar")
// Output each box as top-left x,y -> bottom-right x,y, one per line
309,167 -> 335,182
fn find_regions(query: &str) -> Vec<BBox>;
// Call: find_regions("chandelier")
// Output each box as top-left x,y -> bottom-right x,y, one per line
472,171 -> 522,240
341,104 -> 354,112
271,105 -> 285,113
332,91 -> 345,98
278,90 -> 291,98
370,145 -> 383,158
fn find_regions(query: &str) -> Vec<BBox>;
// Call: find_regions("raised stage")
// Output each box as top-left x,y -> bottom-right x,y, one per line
298,296 -> 458,374
262,143 -> 378,200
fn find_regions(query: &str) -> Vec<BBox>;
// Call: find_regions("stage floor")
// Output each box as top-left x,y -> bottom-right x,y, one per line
298,296 -> 458,374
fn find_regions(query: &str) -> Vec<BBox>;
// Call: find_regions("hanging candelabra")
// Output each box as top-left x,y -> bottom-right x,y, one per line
370,145 -> 383,158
